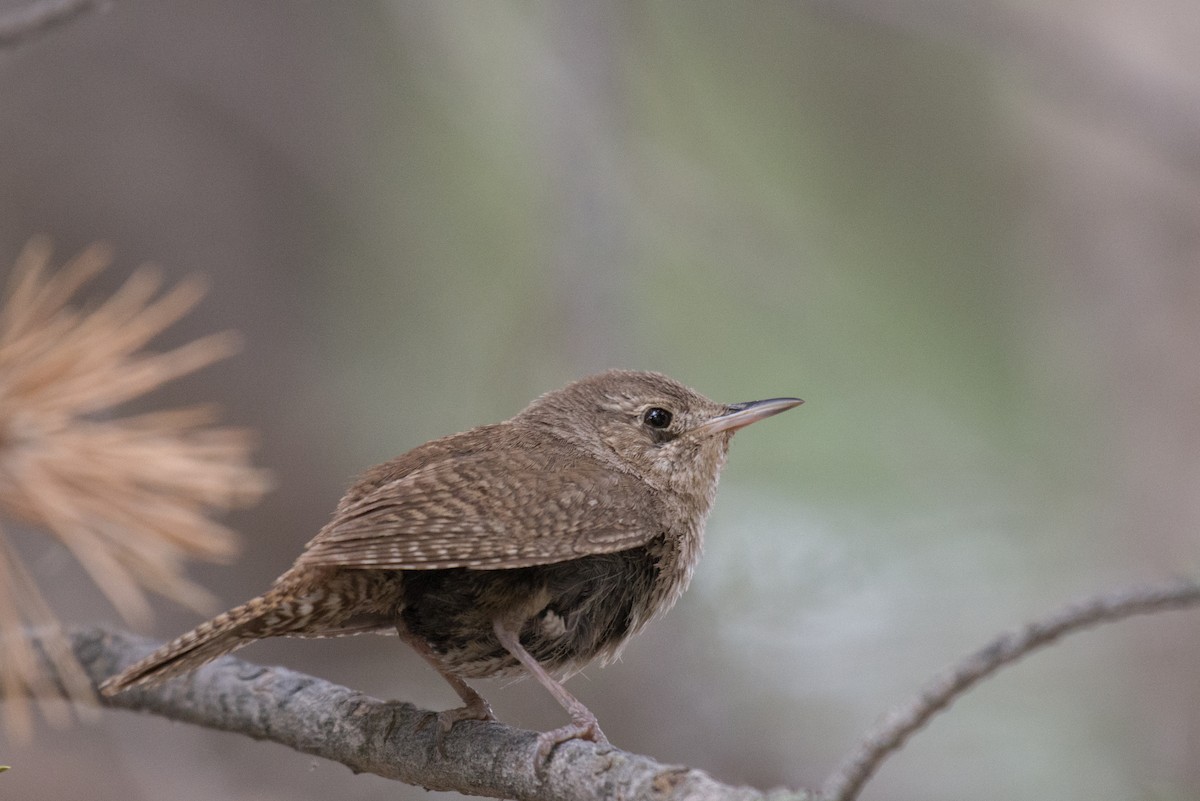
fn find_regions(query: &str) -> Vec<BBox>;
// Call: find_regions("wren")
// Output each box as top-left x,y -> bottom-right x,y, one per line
101,370 -> 802,759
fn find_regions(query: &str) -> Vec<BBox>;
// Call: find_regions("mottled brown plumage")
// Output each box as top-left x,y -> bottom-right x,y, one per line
100,370 -> 801,758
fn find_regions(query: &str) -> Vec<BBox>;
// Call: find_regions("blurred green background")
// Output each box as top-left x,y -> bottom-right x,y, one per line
3,2 -> 1199,800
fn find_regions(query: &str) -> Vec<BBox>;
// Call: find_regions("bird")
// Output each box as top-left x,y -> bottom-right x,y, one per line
100,369 -> 802,760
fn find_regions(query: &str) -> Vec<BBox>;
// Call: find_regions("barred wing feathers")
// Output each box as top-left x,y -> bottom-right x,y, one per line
298,450 -> 661,570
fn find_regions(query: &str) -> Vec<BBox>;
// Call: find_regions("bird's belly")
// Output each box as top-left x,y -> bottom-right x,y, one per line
400,545 -> 663,679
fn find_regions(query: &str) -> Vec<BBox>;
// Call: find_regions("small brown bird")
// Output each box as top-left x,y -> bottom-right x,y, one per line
101,370 -> 801,758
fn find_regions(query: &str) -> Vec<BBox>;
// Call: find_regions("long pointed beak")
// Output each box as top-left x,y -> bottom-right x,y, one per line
693,396 -> 804,436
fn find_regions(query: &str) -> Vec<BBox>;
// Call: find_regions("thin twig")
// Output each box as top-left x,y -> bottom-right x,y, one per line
50,628 -> 802,801
819,578 -> 1200,801
0,0 -> 108,48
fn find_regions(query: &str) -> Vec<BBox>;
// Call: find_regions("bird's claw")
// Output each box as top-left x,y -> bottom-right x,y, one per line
417,699 -> 496,756
534,713 -> 610,769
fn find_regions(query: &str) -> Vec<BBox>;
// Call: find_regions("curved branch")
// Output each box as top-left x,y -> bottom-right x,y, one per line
39,578 -> 1200,801
59,628 -> 795,801
819,578 -> 1200,801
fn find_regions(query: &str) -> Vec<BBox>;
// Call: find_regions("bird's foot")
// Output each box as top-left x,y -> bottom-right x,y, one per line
417,697 -> 496,756
488,617 -> 612,770
534,706 -> 610,766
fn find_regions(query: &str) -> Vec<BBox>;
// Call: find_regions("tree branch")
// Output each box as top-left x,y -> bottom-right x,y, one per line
41,579 -> 1200,800
60,628 -> 801,801
819,578 -> 1200,801
0,0 -> 108,48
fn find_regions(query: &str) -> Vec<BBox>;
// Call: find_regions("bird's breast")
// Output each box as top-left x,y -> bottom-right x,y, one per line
400,541 -> 681,678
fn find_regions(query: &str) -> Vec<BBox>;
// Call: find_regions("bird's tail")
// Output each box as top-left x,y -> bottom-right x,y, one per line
100,590 -> 282,696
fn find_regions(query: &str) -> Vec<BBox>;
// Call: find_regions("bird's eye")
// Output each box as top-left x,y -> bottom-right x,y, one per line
642,407 -> 673,429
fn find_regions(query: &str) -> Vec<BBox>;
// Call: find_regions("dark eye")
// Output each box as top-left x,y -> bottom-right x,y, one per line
642,407 -> 673,429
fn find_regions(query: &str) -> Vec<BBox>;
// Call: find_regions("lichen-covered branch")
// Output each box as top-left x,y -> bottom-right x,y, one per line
43,577 -> 1200,801
62,628 -> 801,801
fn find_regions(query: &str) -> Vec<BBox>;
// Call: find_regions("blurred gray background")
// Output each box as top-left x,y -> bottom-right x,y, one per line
3,1 -> 1200,800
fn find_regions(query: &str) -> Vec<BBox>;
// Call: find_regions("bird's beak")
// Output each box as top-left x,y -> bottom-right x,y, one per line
693,397 -> 804,437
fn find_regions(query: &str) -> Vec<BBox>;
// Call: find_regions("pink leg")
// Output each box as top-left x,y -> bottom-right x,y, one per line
492,618 -> 610,762
396,622 -> 495,751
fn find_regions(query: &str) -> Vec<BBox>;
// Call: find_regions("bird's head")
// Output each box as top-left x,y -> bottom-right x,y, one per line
517,370 -> 802,499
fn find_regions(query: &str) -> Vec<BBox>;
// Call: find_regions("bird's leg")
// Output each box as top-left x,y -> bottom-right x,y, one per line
396,622 -> 495,752
492,617 -> 610,762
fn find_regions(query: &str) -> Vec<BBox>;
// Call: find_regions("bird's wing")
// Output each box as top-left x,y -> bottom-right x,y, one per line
297,450 -> 662,570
